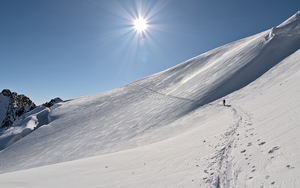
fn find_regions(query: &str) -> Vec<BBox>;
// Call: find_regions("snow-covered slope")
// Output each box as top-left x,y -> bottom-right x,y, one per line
0,12 -> 300,188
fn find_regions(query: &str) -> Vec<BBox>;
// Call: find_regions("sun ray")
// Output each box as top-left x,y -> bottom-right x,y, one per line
92,0 -> 173,80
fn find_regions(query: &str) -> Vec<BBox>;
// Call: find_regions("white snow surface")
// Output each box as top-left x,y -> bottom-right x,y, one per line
1,12 -> 300,188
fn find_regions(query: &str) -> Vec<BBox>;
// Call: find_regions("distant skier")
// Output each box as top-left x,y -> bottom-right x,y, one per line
223,99 -> 226,106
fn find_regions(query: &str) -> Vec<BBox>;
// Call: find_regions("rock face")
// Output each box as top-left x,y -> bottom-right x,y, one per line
0,89 -> 36,128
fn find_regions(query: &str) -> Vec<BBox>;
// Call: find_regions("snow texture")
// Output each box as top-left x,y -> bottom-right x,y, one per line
0,11 -> 300,188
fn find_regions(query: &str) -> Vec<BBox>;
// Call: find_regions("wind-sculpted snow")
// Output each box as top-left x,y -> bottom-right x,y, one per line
1,12 -> 300,188
277,10 -> 300,29
136,17 -> 300,105
0,107 -> 50,150
268,11 -> 300,39
0,83 -> 204,173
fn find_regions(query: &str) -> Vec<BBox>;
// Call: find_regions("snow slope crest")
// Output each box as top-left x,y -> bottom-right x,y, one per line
275,10 -> 300,35
277,10 -> 300,28
267,11 -> 300,40
138,12 -> 300,107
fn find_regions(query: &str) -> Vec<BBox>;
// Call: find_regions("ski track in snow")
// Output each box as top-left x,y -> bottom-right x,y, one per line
202,106 -> 253,188
133,83 -> 198,103
202,104 -> 286,188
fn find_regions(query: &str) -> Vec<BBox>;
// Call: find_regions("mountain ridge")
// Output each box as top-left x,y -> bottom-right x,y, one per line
0,89 -> 36,128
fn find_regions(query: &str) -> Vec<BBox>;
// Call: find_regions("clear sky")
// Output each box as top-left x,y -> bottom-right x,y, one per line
1,0 -> 299,105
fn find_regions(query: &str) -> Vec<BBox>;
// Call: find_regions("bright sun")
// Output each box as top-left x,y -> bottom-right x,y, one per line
134,18 -> 147,32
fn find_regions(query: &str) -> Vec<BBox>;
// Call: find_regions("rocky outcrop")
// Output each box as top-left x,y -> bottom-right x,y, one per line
0,89 -> 36,128
42,97 -> 63,108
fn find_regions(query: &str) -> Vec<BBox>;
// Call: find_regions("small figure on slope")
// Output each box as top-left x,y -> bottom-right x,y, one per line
223,99 -> 226,106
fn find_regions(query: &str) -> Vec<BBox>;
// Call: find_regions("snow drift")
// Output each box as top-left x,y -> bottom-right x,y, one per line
0,11 -> 300,188
0,107 -> 50,150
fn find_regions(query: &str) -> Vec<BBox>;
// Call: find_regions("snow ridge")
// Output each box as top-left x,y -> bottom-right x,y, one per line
277,10 -> 300,28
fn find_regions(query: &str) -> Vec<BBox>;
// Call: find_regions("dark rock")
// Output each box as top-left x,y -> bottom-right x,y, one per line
0,89 -> 36,128
42,98 -> 63,108
1,89 -> 11,97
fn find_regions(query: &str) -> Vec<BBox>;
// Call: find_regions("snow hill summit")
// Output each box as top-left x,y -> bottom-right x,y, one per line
1,11 -> 300,188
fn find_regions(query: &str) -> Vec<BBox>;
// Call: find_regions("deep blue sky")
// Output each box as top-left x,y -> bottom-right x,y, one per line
1,0 -> 299,104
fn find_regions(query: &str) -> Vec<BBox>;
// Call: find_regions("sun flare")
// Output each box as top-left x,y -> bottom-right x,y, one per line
134,18 -> 147,32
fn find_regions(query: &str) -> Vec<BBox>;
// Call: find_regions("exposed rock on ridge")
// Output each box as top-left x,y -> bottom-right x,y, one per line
42,97 -> 63,108
0,89 -> 36,128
